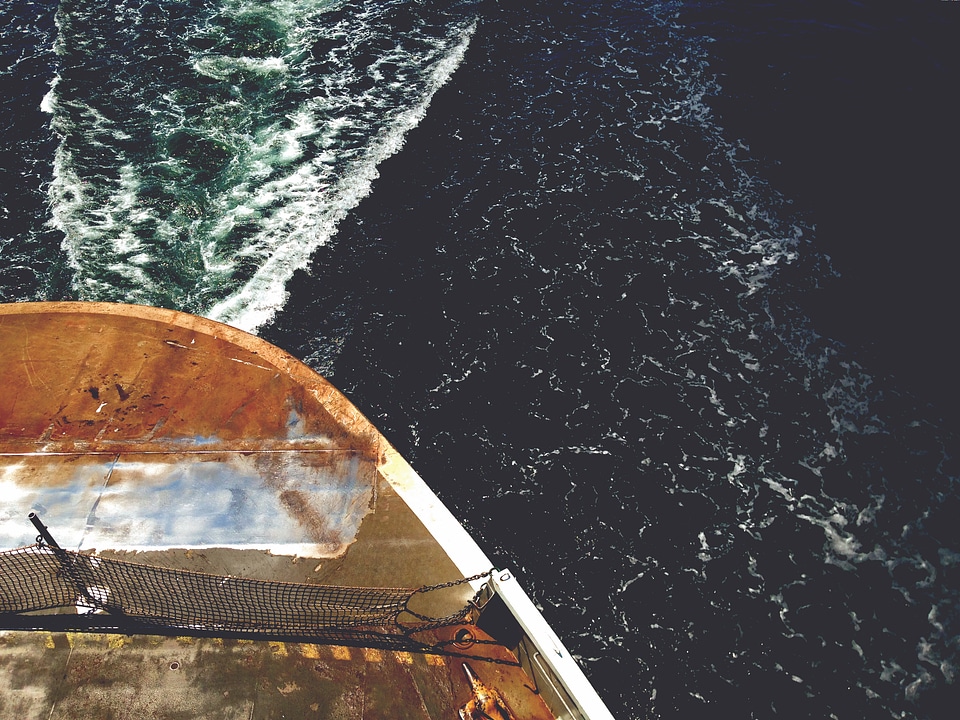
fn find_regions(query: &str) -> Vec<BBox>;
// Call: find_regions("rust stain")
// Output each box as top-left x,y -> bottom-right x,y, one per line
19,330 -> 51,394
278,489 -> 334,548
0,305 -> 381,459
460,663 -> 518,720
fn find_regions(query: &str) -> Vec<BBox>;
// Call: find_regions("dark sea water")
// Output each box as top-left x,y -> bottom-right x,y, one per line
2,1 -> 960,718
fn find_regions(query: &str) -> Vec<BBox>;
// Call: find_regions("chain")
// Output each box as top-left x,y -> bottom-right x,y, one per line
416,568 -> 494,593
400,568 -> 494,630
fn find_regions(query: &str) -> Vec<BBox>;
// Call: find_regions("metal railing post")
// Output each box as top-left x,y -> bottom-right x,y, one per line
28,512 -> 62,550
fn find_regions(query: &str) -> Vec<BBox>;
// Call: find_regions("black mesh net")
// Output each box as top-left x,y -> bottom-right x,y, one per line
0,543 -> 486,650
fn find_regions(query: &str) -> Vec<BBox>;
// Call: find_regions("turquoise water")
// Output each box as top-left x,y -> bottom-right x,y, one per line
25,0 -> 477,329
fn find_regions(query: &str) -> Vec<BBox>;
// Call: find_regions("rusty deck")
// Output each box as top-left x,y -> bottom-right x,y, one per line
0,302 -> 555,719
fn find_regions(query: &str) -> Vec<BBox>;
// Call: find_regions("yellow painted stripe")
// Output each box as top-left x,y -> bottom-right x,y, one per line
299,644 -> 321,659
330,645 -> 352,661
362,647 -> 382,662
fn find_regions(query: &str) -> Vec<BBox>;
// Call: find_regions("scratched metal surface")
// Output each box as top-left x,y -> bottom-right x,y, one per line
0,301 -> 488,619
1,450 -> 374,555
0,302 -> 556,720
0,302 -> 382,559
0,625 -> 555,720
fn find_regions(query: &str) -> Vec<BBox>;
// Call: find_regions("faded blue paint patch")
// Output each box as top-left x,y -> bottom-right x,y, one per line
1,451 -> 375,557
286,408 -> 306,439
0,461 -> 114,550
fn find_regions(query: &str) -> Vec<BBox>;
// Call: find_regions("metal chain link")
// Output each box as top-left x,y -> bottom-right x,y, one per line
400,568 -> 494,630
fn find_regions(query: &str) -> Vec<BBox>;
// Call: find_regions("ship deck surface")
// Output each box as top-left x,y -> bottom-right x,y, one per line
0,302 -> 554,719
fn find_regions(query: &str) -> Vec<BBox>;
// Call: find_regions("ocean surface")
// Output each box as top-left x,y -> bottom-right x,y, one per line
2,1 -> 959,717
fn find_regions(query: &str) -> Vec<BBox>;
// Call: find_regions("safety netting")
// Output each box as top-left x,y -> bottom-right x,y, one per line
0,541 -> 488,650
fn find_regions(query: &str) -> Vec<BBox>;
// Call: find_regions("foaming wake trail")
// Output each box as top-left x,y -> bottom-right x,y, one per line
45,0 -> 478,331
207,20 -> 476,332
